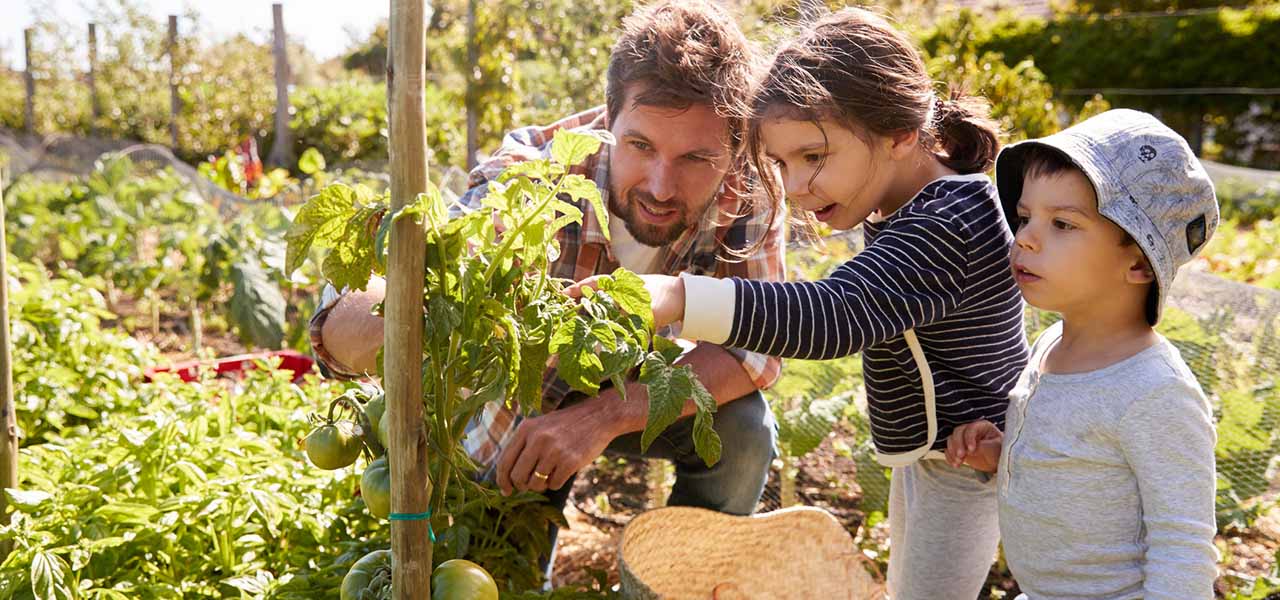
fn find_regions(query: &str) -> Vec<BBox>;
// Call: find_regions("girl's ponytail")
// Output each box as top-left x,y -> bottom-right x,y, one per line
932,92 -> 1001,174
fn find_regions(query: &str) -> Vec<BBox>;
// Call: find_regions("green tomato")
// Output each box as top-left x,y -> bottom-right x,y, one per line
340,549 -> 391,600
361,456 -> 391,519
365,392 -> 386,439
378,411 -> 391,449
358,454 -> 433,521
304,420 -> 362,470
431,559 -> 498,600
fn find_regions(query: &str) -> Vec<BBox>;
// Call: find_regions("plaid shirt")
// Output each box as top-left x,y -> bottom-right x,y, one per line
312,105 -> 786,469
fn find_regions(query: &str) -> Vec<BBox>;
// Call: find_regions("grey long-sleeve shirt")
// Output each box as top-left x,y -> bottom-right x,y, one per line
998,322 -> 1218,599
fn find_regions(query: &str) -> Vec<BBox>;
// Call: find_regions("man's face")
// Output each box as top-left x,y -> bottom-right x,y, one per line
608,86 -> 733,246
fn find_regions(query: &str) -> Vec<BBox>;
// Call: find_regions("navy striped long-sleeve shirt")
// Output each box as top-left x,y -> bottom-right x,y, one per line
681,174 -> 1030,465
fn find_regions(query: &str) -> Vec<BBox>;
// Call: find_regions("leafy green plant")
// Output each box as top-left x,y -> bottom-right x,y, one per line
919,5 -> 1280,167
922,11 -> 1063,142
3,153 -> 302,350
1216,179 -> 1280,227
286,129 -> 722,590
0,366 -> 380,600
197,149 -> 295,200
288,80 -> 392,167
6,259 -> 155,445
1198,220 -> 1280,290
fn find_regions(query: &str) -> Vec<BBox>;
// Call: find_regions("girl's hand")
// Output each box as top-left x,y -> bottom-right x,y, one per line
566,274 -> 686,328
945,419 -> 1003,473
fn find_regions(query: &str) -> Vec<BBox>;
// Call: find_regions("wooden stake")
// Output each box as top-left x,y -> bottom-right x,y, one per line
88,23 -> 100,135
190,298 -> 202,355
465,0 -> 478,170
267,3 -> 295,167
168,16 -> 180,149
386,0 -> 431,597
0,170 -> 19,561
23,29 -> 34,135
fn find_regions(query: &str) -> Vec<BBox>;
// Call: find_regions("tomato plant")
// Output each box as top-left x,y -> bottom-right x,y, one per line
286,129 -> 721,591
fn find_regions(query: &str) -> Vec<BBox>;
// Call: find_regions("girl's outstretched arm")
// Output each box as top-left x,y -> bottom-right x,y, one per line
680,213 -> 972,360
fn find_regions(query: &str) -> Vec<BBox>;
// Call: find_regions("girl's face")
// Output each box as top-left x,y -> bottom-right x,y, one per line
760,116 -> 896,231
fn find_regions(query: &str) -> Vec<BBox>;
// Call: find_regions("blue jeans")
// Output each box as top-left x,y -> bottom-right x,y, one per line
540,391 -> 777,578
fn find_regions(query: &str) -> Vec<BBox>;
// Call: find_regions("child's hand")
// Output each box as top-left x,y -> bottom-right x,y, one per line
565,274 -> 686,328
945,419 -> 1003,473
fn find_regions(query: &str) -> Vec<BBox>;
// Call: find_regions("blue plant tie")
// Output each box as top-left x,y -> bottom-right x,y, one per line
388,509 -> 435,542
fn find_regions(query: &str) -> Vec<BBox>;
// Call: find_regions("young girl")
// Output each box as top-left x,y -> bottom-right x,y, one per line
577,9 -> 1029,599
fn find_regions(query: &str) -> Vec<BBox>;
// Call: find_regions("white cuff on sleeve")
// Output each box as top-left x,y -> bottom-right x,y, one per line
677,273 -> 736,344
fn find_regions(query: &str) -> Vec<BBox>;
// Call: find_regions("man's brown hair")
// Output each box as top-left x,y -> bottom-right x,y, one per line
605,0 -> 758,156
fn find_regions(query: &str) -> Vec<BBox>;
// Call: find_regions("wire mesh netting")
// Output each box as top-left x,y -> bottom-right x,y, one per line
748,236 -> 1280,531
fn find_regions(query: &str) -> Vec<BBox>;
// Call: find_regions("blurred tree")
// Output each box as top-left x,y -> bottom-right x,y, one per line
1065,0 -> 1260,14
343,22 -> 388,78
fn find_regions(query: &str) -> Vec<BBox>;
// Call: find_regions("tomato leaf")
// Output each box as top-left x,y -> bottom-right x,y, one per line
550,130 -> 604,171
392,182 -> 448,230
284,183 -> 361,276
229,257 -> 286,349
551,316 -> 605,396
603,269 -> 654,333
637,354 -> 690,453
690,380 -> 721,467
297,147 -> 326,176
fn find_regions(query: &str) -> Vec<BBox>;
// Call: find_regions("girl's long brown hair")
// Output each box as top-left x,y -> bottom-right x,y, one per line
747,9 -> 1002,228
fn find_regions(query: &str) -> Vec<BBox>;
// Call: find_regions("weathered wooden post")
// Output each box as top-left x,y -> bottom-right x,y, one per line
465,0 -> 479,169
386,0 -> 432,596
168,15 -> 180,149
267,3 -> 295,167
88,23 -> 100,135
0,170 -> 19,561
23,29 -> 34,135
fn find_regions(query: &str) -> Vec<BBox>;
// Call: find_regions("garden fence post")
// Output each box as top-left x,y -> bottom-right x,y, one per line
386,0 -> 432,596
465,0 -> 478,170
23,29 -> 34,136
89,23 -> 100,135
267,3 -> 295,167
0,170 -> 19,561
168,15 -> 180,149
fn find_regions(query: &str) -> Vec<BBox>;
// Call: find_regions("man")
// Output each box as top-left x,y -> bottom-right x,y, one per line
310,0 -> 784,520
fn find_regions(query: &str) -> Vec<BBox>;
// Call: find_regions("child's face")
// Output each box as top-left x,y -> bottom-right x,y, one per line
760,117 -> 893,231
1010,169 -> 1153,319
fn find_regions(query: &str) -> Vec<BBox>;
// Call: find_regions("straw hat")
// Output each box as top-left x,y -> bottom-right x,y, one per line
617,506 -> 883,600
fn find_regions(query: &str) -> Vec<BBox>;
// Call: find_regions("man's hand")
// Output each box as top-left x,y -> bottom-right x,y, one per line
566,273 -> 686,329
945,419 -> 1003,473
494,389 -> 642,495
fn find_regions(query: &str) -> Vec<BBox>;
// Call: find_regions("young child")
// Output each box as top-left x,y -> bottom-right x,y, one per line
945,109 -> 1219,598
576,9 -> 1030,599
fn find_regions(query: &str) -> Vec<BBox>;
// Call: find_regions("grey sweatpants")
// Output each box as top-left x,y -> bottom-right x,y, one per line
886,458 -> 1000,600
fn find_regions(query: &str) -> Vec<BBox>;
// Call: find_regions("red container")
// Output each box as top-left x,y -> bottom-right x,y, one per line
144,349 -> 316,384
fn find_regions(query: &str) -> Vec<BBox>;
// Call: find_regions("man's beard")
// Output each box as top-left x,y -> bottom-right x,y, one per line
607,188 -> 707,247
